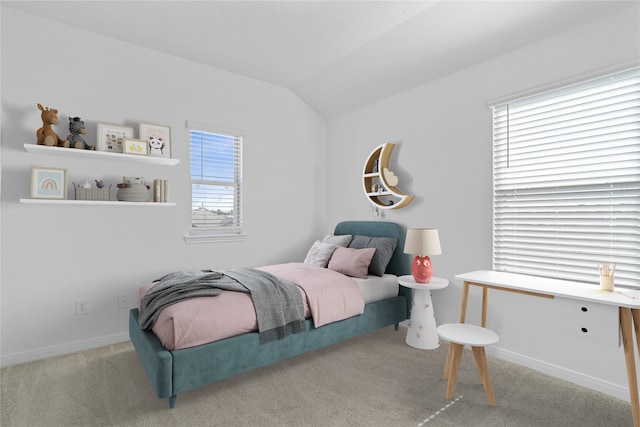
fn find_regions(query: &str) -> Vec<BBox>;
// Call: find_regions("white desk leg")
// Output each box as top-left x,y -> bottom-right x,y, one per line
406,288 -> 440,349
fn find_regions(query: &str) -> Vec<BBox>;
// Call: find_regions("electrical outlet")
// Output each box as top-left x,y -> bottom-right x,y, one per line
118,294 -> 129,309
76,298 -> 89,315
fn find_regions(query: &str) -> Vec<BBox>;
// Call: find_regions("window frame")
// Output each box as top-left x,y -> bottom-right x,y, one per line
184,121 -> 245,244
491,67 -> 640,288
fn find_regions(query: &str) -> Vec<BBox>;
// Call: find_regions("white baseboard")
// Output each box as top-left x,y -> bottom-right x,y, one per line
487,346 -> 630,403
0,332 -> 130,367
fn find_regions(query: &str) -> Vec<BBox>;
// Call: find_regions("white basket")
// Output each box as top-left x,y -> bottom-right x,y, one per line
74,183 -> 111,201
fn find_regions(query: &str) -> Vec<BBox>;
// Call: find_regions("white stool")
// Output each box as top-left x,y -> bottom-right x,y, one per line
437,323 -> 500,406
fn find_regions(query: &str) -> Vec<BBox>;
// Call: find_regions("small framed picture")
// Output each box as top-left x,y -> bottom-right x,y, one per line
97,123 -> 135,153
124,138 -> 148,155
139,122 -> 172,158
31,166 -> 67,199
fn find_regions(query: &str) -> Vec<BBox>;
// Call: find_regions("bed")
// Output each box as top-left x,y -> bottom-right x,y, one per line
129,221 -> 412,408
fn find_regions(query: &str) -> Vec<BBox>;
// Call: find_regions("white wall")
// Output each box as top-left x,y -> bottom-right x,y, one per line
0,8 -> 327,365
327,7 -> 639,401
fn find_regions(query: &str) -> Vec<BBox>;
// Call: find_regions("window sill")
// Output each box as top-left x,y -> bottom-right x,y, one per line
183,233 -> 246,244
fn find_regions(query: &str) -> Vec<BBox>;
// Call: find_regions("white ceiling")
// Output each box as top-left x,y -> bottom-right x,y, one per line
4,1 -> 637,119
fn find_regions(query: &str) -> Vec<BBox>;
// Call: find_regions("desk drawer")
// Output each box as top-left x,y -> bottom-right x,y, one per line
554,315 -> 620,347
553,297 -> 618,325
553,297 -> 620,347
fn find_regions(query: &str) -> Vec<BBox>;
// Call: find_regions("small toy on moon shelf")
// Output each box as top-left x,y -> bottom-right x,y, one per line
36,103 -> 69,147
66,117 -> 95,150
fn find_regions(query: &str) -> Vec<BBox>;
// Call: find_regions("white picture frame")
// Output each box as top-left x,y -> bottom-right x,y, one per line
139,122 -> 172,158
97,123 -> 135,153
124,138 -> 148,156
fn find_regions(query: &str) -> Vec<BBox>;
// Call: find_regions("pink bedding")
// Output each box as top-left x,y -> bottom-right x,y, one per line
137,263 -> 365,350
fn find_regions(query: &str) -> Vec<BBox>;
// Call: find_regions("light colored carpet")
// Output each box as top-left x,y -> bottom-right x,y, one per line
1,326 -> 633,426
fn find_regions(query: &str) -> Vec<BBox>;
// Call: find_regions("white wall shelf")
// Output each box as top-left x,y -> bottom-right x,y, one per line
20,199 -> 175,207
23,143 -> 178,205
24,143 -> 180,166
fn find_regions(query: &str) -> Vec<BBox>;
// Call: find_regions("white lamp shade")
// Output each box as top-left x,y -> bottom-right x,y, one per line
404,228 -> 441,256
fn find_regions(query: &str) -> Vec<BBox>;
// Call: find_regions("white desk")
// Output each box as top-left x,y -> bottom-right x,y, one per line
455,270 -> 640,427
398,275 -> 449,349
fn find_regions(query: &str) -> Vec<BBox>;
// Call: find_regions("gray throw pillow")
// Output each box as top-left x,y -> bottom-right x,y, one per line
348,235 -> 398,276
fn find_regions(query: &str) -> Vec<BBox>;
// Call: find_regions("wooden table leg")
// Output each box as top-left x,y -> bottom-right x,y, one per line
460,282 -> 470,323
632,308 -> 640,362
444,282 -> 471,379
443,342 -> 454,379
472,345 -> 496,406
481,286 -> 489,328
633,308 -> 640,427
620,307 -> 640,427
446,342 -> 464,400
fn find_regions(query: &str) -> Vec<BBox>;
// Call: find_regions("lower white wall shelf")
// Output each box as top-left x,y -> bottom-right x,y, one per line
19,199 -> 175,207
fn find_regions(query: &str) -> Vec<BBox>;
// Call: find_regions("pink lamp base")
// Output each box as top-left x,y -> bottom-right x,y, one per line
411,255 -> 433,283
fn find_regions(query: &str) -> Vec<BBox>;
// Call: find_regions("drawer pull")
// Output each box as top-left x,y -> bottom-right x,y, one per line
581,327 -> 588,333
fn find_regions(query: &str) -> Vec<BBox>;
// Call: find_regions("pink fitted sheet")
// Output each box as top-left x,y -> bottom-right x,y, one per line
138,263 -> 378,350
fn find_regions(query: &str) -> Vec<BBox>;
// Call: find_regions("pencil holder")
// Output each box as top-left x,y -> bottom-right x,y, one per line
599,275 -> 614,292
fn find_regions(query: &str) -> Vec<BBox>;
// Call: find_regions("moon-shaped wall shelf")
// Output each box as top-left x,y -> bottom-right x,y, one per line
362,143 -> 414,209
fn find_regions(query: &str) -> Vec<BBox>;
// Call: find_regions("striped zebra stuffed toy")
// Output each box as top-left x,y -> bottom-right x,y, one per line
66,117 -> 95,150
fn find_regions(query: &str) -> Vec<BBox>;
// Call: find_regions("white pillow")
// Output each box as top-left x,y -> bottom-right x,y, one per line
322,234 -> 352,247
304,240 -> 338,267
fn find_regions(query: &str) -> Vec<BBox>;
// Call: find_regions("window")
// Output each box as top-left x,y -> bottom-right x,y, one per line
187,123 -> 243,242
492,67 -> 640,288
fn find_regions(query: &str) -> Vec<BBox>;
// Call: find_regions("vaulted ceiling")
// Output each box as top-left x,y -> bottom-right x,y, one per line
4,1 -> 637,118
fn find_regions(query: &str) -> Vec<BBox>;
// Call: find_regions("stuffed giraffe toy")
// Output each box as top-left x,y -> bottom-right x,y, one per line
36,103 -> 69,147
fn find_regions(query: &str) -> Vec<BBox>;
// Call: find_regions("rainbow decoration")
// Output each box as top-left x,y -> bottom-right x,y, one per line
40,178 -> 58,191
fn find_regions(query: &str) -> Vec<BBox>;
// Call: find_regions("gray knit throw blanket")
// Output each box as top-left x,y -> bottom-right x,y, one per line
138,268 -> 306,344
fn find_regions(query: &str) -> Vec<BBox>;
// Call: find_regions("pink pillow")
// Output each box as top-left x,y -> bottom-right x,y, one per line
328,247 -> 376,279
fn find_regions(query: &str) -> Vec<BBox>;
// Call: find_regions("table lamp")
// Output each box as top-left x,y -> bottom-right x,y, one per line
404,228 -> 441,283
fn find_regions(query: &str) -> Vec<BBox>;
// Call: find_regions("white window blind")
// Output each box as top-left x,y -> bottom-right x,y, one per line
492,67 -> 640,288
189,129 -> 243,234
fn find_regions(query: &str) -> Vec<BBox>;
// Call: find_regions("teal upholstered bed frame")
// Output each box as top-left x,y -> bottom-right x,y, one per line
129,221 -> 411,408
